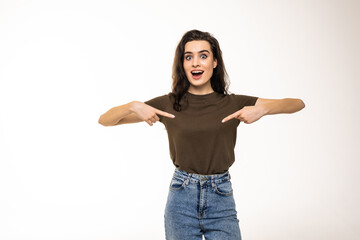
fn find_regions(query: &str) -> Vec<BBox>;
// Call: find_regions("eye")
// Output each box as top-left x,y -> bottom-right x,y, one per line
185,55 -> 192,60
200,54 -> 207,59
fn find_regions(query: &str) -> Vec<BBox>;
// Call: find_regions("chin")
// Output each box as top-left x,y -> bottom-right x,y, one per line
187,77 -> 208,86
189,81 -> 205,87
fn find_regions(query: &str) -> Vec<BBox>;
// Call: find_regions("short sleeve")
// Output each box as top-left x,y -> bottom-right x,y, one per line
231,94 -> 259,109
144,94 -> 167,123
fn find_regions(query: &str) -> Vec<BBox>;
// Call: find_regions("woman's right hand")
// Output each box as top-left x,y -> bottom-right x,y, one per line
131,101 -> 175,126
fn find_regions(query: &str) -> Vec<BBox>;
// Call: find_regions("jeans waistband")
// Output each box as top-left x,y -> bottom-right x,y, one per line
173,168 -> 231,184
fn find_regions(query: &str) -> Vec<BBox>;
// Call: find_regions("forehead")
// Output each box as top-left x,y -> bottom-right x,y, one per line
184,40 -> 212,53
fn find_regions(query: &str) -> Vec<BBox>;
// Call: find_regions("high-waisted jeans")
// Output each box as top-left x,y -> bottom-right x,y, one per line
165,168 -> 242,240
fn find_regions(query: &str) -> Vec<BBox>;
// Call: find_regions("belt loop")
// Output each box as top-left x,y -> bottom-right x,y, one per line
211,175 -> 215,188
185,173 -> 192,186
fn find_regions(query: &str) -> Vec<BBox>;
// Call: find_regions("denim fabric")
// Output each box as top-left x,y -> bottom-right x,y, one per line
165,168 -> 242,240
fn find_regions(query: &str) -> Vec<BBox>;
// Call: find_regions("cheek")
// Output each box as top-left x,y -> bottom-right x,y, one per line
203,60 -> 214,70
183,62 -> 191,72
204,63 -> 214,74
206,69 -> 214,78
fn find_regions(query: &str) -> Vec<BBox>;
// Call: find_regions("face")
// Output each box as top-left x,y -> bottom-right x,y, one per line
183,40 -> 217,93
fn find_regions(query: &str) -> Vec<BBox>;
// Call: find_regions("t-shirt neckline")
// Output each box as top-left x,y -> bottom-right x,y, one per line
185,91 -> 221,104
186,91 -> 217,98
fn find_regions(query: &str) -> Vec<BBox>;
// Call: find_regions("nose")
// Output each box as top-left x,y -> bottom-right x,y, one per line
192,56 -> 200,68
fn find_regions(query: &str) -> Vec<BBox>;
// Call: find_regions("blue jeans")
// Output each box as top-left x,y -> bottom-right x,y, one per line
165,168 -> 242,240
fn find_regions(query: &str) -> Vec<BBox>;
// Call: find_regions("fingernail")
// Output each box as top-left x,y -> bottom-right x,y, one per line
172,115 -> 175,118
221,119 -> 224,123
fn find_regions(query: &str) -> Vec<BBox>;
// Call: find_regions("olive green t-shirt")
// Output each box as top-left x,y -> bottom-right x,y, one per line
144,91 -> 258,175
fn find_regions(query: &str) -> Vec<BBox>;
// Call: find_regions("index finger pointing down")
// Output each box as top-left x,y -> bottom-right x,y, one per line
222,114 -> 236,123
155,109 -> 175,118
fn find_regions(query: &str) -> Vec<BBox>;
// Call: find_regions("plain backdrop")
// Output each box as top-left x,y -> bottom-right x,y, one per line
0,0 -> 359,239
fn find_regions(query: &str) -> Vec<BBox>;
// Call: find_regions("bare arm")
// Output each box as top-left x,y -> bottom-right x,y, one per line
255,98 -> 305,115
222,98 -> 305,124
98,101 -> 175,127
98,101 -> 138,126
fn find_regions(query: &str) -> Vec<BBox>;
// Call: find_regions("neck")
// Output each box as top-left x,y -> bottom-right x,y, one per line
187,87 -> 214,95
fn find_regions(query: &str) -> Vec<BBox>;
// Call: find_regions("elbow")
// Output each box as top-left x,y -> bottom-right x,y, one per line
296,99 -> 305,112
98,115 -> 113,126
98,116 -> 106,126
300,99 -> 305,110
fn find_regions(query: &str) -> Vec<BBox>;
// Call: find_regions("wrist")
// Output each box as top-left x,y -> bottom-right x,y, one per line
128,101 -> 140,113
259,103 -> 270,116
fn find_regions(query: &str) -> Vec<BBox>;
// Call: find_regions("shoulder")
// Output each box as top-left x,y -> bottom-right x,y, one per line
145,92 -> 171,101
226,92 -> 259,107
144,92 -> 173,109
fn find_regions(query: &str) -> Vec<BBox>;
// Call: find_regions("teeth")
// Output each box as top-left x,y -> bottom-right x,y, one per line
192,71 -> 203,73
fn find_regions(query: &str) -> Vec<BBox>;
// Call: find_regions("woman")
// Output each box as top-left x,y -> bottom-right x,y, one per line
98,29 -> 305,240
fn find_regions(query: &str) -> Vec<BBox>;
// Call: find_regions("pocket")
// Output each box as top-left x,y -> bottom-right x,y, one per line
214,180 -> 233,196
169,176 -> 185,191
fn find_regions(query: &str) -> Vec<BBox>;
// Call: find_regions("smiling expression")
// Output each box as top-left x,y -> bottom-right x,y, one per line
183,40 -> 218,94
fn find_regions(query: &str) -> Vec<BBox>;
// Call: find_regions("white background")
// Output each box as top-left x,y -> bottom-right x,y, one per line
0,0 -> 359,239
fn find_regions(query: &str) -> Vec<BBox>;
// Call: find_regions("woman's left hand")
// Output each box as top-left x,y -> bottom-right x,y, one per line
222,105 -> 265,124
221,98 -> 306,124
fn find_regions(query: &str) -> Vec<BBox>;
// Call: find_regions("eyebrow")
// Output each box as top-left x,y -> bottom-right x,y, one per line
184,50 -> 210,55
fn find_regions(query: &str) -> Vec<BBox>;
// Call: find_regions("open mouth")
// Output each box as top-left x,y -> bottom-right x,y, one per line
191,70 -> 204,78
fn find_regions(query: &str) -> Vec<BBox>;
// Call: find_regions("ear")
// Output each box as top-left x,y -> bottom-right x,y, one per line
213,59 -> 218,68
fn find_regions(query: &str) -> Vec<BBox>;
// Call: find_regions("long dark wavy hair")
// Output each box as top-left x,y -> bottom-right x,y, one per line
170,29 -> 230,112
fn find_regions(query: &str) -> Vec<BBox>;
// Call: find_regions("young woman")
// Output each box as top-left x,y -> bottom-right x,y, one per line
98,29 -> 305,240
